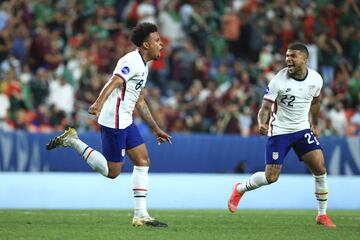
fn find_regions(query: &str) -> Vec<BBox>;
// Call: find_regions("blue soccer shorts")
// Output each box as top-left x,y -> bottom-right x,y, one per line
265,128 -> 323,165
100,123 -> 145,162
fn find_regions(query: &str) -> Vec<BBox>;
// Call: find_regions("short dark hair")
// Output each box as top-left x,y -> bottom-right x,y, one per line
288,42 -> 309,58
130,22 -> 158,47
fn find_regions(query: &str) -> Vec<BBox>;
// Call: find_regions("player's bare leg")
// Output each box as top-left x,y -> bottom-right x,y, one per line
228,164 -> 281,212
302,150 -> 336,227
46,128 -> 109,177
107,161 -> 123,179
127,144 -> 167,227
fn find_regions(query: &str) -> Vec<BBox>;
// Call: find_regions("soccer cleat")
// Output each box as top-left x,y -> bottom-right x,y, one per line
46,127 -> 78,150
132,216 -> 168,227
316,214 -> 336,228
227,182 -> 244,213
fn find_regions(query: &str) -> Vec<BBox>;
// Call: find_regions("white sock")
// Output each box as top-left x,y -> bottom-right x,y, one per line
83,147 -> 109,177
68,137 -> 109,177
237,172 -> 269,193
68,138 -> 88,154
132,166 -> 150,218
314,173 -> 328,215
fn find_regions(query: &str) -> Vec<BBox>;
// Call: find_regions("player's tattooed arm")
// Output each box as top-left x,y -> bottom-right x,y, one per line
88,75 -> 124,117
309,97 -> 321,138
136,90 -> 159,131
258,99 -> 272,135
136,91 -> 172,144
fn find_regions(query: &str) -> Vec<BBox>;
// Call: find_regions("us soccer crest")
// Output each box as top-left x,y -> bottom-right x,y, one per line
272,152 -> 279,160
308,85 -> 316,96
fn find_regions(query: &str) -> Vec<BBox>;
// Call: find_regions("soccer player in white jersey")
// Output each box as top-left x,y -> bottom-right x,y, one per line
227,42 -> 336,227
46,22 -> 172,227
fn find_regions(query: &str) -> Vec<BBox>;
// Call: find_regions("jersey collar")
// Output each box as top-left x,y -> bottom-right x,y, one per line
290,68 -> 308,81
137,49 -> 147,66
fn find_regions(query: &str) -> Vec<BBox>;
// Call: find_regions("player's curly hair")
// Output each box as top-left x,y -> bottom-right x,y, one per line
288,42 -> 309,58
130,22 -> 158,47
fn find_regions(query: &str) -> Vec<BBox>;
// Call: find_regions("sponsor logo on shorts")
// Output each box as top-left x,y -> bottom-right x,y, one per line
121,149 -> 125,157
121,66 -> 130,75
272,152 -> 279,160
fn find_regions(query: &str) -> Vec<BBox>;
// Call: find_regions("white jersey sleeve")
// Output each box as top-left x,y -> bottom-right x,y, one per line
313,71 -> 323,98
113,58 -> 138,82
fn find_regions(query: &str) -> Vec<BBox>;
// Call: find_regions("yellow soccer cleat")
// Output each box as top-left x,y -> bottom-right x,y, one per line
132,216 -> 168,227
46,127 -> 78,150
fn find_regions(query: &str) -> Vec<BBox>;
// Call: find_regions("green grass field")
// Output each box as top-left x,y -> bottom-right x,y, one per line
0,210 -> 359,240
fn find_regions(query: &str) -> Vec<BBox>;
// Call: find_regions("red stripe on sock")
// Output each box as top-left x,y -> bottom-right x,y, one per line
85,149 -> 94,161
133,188 -> 148,191
315,192 -> 328,195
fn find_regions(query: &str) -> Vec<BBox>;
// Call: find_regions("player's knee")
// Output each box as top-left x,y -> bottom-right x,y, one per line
310,162 -> 327,176
136,158 -> 150,167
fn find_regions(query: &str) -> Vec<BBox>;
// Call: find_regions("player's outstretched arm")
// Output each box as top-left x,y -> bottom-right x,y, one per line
136,91 -> 172,145
257,100 -> 272,135
309,97 -> 321,138
88,75 -> 124,117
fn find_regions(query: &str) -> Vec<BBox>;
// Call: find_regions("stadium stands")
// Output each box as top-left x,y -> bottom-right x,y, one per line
0,0 -> 359,136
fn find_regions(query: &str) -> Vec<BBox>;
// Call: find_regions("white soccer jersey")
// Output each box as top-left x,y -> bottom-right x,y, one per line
98,49 -> 148,129
263,68 -> 323,136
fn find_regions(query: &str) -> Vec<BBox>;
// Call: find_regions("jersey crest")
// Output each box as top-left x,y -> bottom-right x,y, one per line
308,85 -> 316,95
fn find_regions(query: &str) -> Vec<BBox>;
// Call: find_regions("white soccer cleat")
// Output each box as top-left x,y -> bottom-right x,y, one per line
46,127 -> 78,150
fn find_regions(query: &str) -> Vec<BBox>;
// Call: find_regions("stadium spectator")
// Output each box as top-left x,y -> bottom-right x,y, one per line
137,0 -> 157,24
0,83 -> 11,130
47,75 -> 75,114
350,106 -> 360,136
327,102 -> 348,136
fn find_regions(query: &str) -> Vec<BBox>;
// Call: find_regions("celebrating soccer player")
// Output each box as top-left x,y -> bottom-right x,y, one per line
227,42 -> 336,227
46,22 -> 171,227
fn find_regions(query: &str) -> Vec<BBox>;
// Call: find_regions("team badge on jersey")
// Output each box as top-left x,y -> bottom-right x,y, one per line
308,85 -> 316,96
121,66 -> 130,75
272,152 -> 279,160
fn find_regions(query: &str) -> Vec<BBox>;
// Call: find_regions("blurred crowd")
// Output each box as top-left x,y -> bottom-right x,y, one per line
0,0 -> 359,136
